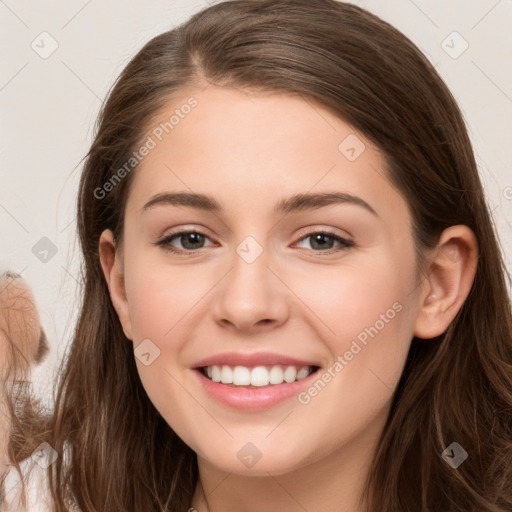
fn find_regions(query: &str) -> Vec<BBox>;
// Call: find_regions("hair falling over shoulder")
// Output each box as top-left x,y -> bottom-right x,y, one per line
11,1 -> 511,511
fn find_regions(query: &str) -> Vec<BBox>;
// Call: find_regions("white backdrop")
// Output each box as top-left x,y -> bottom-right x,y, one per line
1,0 -> 511,402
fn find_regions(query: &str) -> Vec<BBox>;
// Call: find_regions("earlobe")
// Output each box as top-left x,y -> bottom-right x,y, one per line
98,229 -> 133,340
413,225 -> 478,340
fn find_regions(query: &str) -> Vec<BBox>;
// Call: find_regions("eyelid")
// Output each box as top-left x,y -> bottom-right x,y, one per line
291,229 -> 354,255
293,225 -> 353,241
156,224 -> 216,244
158,224 -> 351,242
154,227 -> 216,253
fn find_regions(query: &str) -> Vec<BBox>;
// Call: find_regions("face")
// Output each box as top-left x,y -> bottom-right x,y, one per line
102,85 -> 426,476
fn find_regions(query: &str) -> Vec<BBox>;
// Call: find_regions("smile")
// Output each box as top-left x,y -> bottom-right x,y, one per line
192,352 -> 322,410
201,364 -> 316,386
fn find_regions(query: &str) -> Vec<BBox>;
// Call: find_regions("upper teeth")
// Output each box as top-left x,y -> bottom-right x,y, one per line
205,365 -> 313,386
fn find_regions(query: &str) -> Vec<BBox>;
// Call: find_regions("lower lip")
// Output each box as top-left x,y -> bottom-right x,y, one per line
193,368 -> 319,410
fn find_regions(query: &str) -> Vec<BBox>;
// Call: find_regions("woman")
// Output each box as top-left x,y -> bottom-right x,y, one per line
6,0 -> 512,510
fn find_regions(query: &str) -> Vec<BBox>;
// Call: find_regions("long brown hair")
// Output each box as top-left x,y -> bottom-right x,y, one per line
45,1 -> 512,510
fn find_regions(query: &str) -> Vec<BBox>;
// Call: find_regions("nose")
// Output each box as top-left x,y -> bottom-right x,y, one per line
211,244 -> 290,334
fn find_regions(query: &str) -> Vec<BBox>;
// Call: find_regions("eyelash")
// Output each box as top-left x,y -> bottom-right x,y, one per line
155,229 -> 354,256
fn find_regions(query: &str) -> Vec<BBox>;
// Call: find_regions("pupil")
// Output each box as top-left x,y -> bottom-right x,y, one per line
312,234 -> 332,250
184,233 -> 203,249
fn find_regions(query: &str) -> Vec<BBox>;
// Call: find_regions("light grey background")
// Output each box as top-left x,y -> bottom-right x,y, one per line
1,0 -> 511,403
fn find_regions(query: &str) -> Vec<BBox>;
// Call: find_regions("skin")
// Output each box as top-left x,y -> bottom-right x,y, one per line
99,84 -> 478,512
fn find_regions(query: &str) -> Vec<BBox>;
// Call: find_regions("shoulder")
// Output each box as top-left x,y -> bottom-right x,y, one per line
2,450 -> 53,512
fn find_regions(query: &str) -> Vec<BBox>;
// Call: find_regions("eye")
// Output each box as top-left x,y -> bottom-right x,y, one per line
293,231 -> 354,255
156,230 -> 215,255
155,229 -> 354,256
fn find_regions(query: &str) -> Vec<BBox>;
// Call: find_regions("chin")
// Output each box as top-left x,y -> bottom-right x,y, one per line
195,437 -> 319,477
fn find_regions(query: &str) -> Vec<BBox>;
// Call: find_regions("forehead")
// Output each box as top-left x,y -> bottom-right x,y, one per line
125,85 -> 408,224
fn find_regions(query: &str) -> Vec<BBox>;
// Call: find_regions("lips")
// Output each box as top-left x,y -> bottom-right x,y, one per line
193,351 -> 320,369
191,352 -> 321,410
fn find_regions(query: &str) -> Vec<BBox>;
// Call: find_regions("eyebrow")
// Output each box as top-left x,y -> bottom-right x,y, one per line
142,191 -> 378,217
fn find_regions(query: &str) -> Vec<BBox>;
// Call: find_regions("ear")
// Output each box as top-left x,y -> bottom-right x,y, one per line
98,229 -> 133,340
414,225 -> 478,340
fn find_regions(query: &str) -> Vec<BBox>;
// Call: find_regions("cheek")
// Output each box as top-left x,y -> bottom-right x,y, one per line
125,263 -> 198,435
290,251 -> 415,353
291,250 -> 416,415
126,259 -> 207,344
